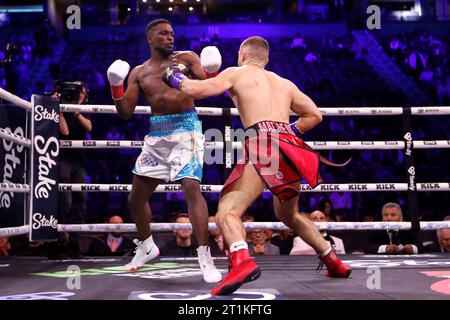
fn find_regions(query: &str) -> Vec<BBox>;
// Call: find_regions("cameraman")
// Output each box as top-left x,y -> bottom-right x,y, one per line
57,82 -> 92,224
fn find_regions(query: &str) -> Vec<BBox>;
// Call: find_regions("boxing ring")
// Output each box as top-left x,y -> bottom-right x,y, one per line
1,87 -> 450,300
1,254 -> 450,300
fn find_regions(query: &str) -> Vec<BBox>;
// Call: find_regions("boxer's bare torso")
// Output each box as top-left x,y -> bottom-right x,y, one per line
226,65 -> 294,128
120,51 -> 206,116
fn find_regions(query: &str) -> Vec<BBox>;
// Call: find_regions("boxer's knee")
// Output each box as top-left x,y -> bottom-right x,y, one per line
127,193 -> 139,212
181,179 -> 202,199
275,210 -> 296,227
215,209 -> 239,228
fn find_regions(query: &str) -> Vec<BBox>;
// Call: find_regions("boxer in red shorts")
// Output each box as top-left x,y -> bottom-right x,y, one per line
163,36 -> 352,296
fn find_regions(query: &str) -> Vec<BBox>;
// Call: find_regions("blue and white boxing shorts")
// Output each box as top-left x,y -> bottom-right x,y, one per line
133,109 -> 204,182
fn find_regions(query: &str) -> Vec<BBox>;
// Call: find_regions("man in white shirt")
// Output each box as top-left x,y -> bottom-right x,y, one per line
290,210 -> 346,255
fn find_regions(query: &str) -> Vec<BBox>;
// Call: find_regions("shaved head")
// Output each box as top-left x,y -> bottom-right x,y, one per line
239,36 -> 270,65
109,215 -> 123,224
145,18 -> 171,35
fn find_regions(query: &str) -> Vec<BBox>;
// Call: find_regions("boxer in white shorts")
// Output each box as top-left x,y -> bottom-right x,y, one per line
106,18 -> 222,283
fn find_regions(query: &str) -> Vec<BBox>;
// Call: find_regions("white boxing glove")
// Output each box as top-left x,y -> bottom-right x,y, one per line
200,46 -> 222,76
107,59 -> 130,100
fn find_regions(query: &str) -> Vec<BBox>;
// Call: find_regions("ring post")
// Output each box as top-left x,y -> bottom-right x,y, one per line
29,95 -> 60,241
402,107 -> 420,232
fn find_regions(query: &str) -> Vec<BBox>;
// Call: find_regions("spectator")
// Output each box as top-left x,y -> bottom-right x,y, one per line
291,33 -> 306,49
304,51 -> 318,63
271,228 -> 294,255
242,214 -> 255,242
423,216 -> 450,253
318,198 -> 336,221
58,82 -> 92,224
247,228 -> 280,256
290,210 -> 346,255
0,236 -> 11,257
364,202 -> 423,254
208,215 -> 226,255
200,33 -> 211,45
106,125 -> 124,141
211,34 -> 221,46
362,213 -> 376,222
87,215 -> 133,256
160,214 -> 197,257
419,67 -> 434,84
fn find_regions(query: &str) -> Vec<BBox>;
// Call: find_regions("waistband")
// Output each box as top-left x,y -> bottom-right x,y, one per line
149,108 -> 196,118
246,121 -> 295,135
147,109 -> 200,137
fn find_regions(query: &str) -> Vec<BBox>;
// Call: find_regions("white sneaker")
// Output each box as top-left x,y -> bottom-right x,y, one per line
124,236 -> 160,271
197,245 -> 222,283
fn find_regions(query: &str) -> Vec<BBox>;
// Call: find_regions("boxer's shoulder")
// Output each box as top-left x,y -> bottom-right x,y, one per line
173,50 -> 200,63
128,64 -> 145,80
131,63 -> 145,73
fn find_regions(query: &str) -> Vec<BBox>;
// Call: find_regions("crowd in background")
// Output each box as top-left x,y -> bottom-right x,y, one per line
1,204 -> 449,258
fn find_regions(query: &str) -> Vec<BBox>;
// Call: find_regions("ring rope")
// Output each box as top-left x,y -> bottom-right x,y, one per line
2,221 -> 450,237
0,225 -> 29,237
0,183 -> 30,192
3,182 -> 448,193
0,87 -> 32,111
59,140 -> 450,150
59,104 -> 450,116
56,182 -> 450,193
0,128 -> 32,148
1,88 -> 449,116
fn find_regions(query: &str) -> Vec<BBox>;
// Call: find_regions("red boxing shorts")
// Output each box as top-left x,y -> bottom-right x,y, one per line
222,121 -> 321,202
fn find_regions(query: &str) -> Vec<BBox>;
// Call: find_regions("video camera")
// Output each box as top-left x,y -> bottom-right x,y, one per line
0,43 -> 20,66
52,80 -> 89,104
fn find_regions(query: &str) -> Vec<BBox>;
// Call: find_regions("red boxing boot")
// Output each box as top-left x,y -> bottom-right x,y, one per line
211,249 -> 261,296
318,249 -> 352,278
225,249 -> 232,273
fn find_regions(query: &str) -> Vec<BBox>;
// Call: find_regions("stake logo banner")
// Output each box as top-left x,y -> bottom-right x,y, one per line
30,95 -> 59,241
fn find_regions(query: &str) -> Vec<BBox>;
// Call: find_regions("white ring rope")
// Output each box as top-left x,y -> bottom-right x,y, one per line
59,104 -> 450,116
59,139 -> 450,150
0,225 -> 29,237
2,221 -> 450,237
56,221 -> 450,232
1,88 -> 449,116
58,182 -> 450,193
0,183 -> 30,193
3,182 -> 448,194
0,127 -> 32,148
0,87 -> 32,111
